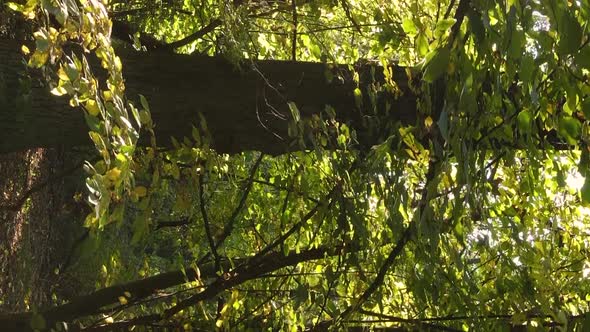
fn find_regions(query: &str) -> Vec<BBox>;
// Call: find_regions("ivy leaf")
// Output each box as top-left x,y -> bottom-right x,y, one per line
423,47 -> 450,83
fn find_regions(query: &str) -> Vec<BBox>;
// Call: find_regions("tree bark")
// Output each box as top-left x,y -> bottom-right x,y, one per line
0,39 -> 417,155
0,245 -> 346,331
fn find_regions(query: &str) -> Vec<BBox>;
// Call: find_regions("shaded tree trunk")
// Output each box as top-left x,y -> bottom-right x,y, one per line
0,245 -> 346,331
0,39 -> 417,155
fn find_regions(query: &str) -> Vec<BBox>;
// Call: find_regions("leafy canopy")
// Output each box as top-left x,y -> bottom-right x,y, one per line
6,0 -> 590,331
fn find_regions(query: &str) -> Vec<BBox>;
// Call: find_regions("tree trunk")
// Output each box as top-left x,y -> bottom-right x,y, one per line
0,245 -> 344,331
0,39 -> 417,155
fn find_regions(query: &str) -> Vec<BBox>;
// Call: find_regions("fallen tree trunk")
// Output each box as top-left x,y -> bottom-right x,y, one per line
0,39 -> 417,155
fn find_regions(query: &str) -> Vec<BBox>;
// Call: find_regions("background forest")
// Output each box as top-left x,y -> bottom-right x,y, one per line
1,0 -> 590,331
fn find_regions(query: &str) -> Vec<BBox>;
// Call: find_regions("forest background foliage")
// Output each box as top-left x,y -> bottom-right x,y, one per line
1,0 -> 590,331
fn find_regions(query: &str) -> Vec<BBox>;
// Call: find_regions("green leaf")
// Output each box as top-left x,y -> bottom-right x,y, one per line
581,98 -> 590,120
575,45 -> 590,69
558,11 -> 582,55
402,18 -> 417,35
579,148 -> 590,177
423,47 -> 450,83
517,110 -> 532,133
581,177 -> 590,205
416,33 -> 429,56
287,101 -> 300,122
435,18 -> 456,33
557,116 -> 581,145
519,56 -> 534,84
468,9 -> 485,42
437,109 -> 449,141
353,88 -> 362,108
508,29 -> 525,60
6,2 -> 24,12
139,94 -> 150,112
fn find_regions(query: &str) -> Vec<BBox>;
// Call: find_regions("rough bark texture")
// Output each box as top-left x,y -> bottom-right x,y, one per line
0,39 -> 418,155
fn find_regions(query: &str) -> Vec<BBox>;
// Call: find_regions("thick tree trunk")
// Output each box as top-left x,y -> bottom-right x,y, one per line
0,39 -> 417,155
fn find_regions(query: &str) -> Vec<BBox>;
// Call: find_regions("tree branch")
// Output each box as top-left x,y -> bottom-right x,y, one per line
0,245 -> 347,331
215,153 -> 264,248
163,244 -> 349,318
161,19 -> 222,51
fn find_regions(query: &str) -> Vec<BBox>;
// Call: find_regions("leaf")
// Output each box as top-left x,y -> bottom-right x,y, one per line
6,2 -> 24,12
508,29 -> 525,60
416,33 -> 429,56
133,186 -> 148,197
423,47 -> 450,83
468,9 -> 485,42
437,109 -> 449,141
575,45 -> 590,69
402,18 -> 417,35
50,86 -> 67,96
581,98 -> 590,120
579,148 -> 590,177
139,94 -> 150,112
353,88 -> 362,108
558,11 -> 582,55
519,56 -> 534,83
581,177 -> 590,205
292,283 -> 309,308
85,99 -> 100,116
436,18 -> 456,32
557,116 -> 581,145
287,102 -> 300,122
517,109 -> 532,133
105,167 -> 122,183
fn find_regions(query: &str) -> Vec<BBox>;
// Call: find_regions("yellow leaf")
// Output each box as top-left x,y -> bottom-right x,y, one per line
133,186 -> 148,197
58,67 -> 69,81
85,99 -> 100,116
105,168 -> 121,182
424,116 -> 433,128
117,296 -> 128,305
21,45 -> 30,55
28,51 -> 48,68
